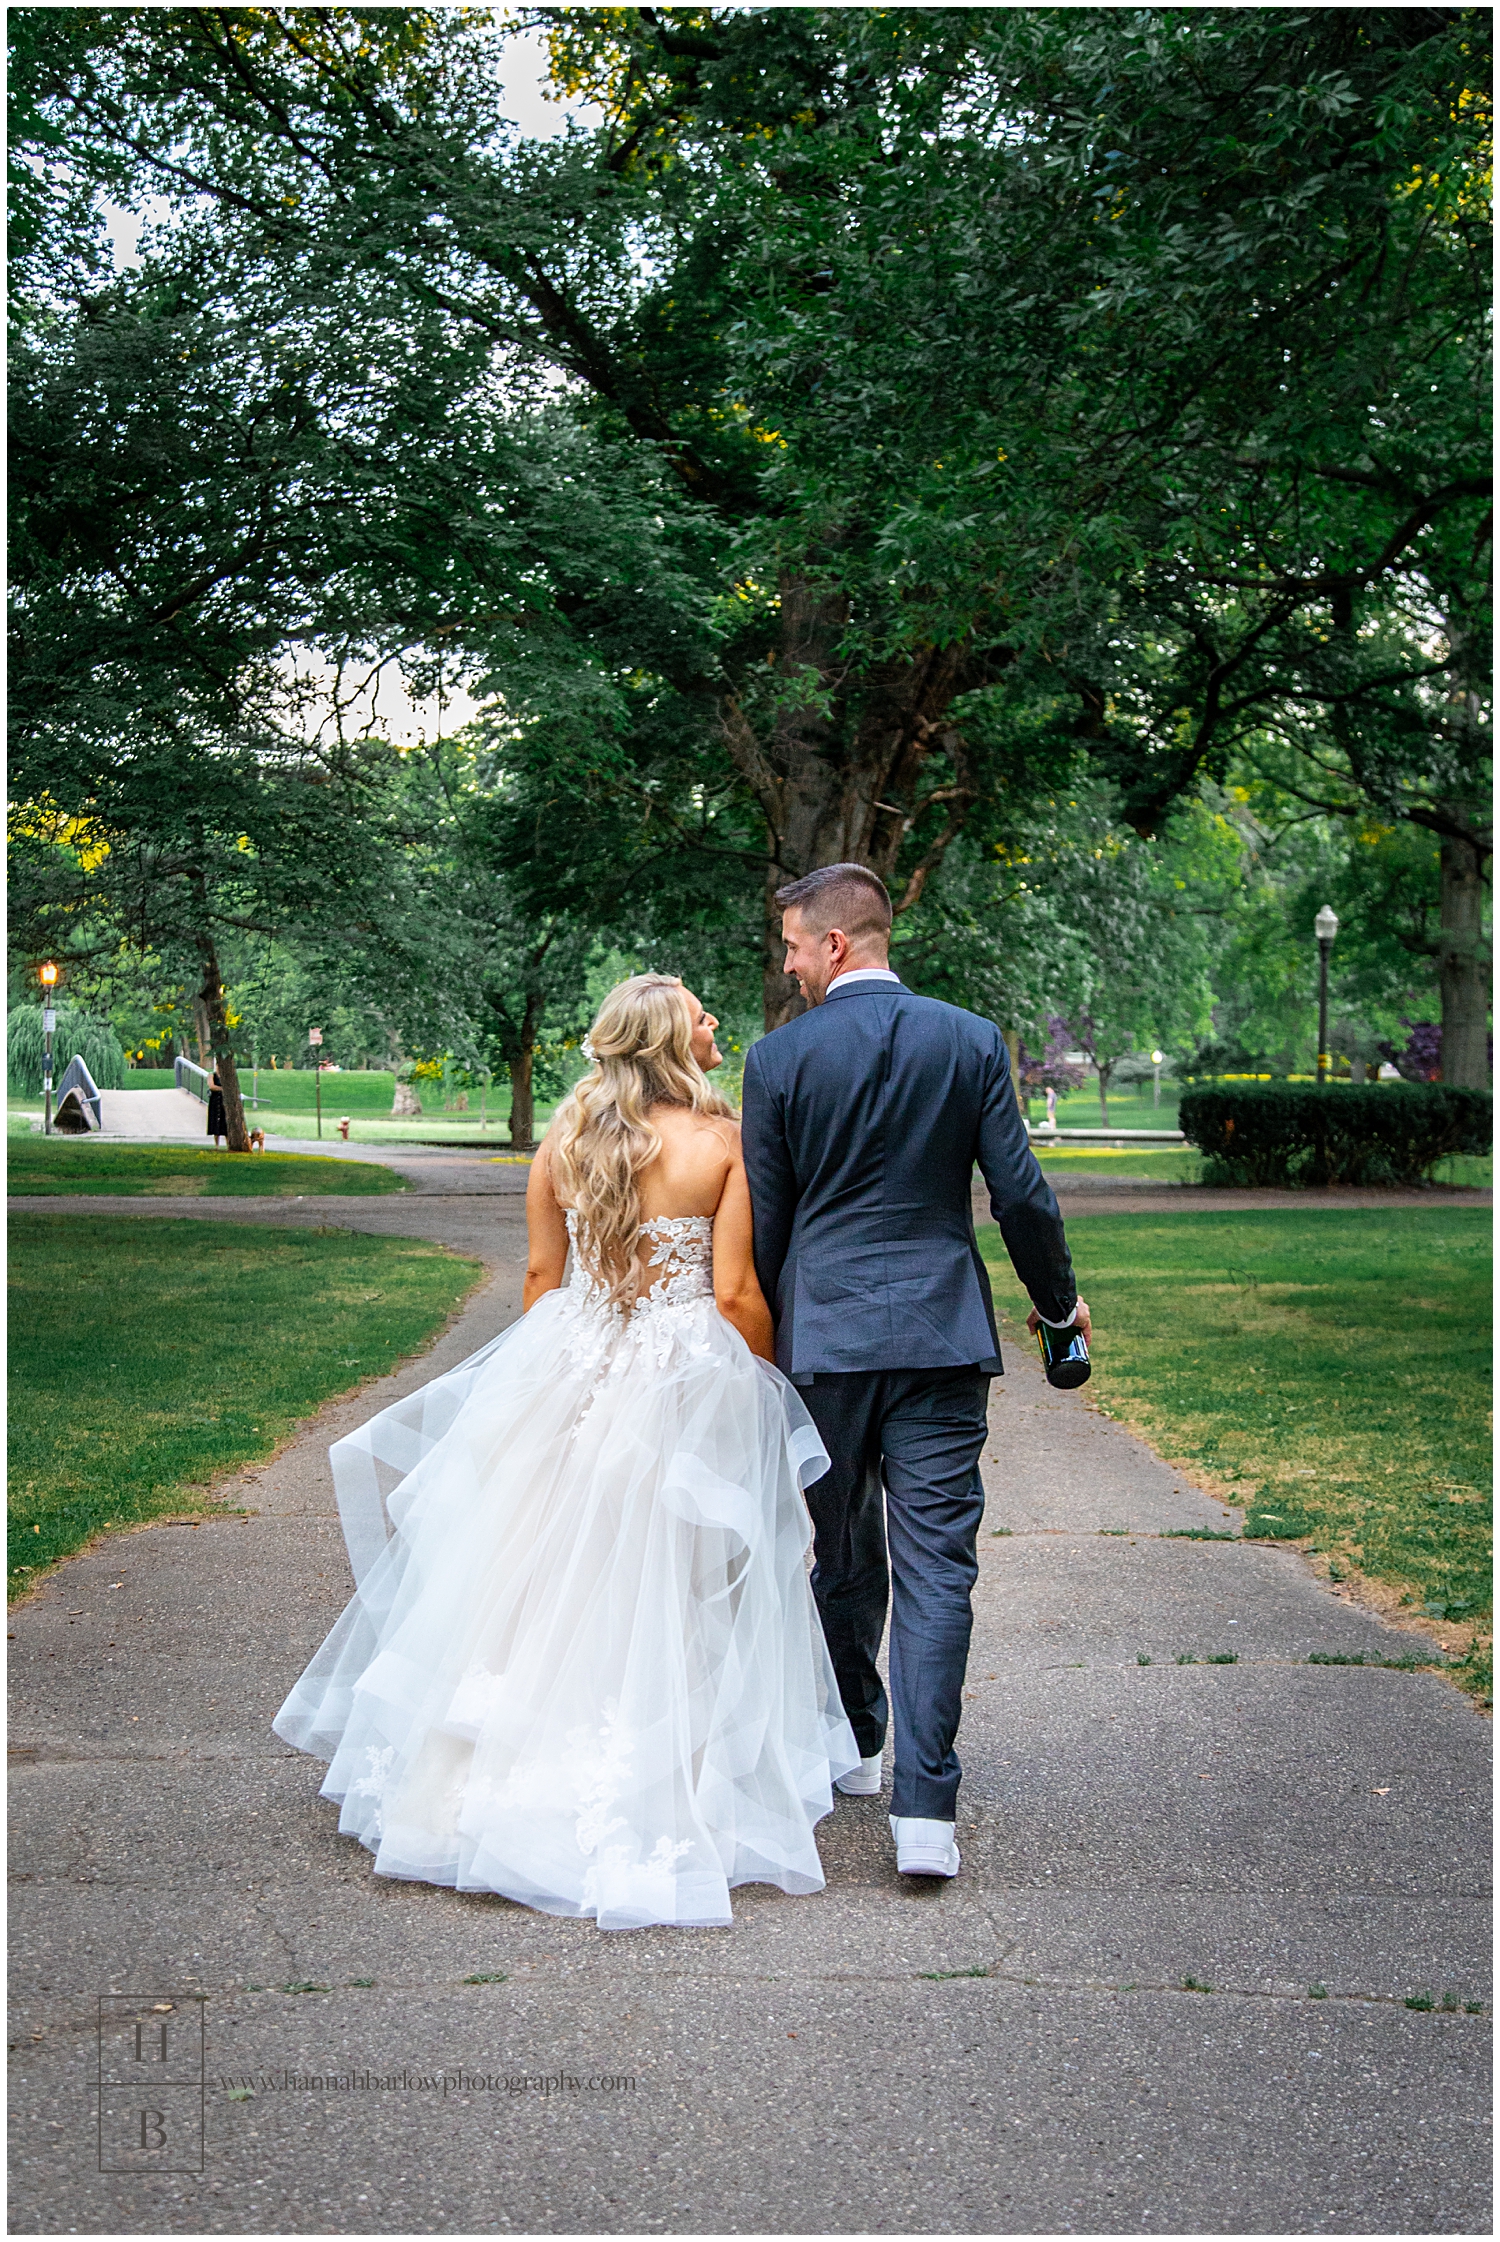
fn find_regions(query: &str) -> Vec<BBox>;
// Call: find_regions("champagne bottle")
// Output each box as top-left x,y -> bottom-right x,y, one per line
1036,1317 -> 1091,1389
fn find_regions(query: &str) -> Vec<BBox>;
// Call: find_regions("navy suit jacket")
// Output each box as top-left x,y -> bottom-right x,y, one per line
741,979 -> 1077,1382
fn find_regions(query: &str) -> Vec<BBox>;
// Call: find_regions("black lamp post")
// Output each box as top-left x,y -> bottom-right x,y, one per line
1315,905 -> 1339,1082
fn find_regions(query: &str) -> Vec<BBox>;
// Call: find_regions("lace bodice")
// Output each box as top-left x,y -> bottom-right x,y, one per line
565,1211 -> 714,1316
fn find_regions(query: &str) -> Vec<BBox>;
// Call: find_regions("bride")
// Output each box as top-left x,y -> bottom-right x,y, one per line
274,973 -> 859,1929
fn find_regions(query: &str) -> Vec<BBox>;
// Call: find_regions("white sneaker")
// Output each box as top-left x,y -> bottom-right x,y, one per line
834,1751 -> 884,1797
890,1815 -> 960,1878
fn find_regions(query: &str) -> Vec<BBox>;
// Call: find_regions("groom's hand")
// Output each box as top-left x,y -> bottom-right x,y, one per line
1027,1298 -> 1091,1343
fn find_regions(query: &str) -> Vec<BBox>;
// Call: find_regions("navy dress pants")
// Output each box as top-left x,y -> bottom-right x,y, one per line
797,1366 -> 990,1821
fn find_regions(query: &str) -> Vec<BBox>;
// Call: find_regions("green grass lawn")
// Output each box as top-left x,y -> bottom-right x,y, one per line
1029,1142 -> 1489,1190
1428,1154 -> 1492,1189
1032,1145 -> 1202,1184
980,1206 -> 1493,1698
227,1105 -> 549,1145
1031,1083 -> 1182,1131
9,1214 -> 481,1595
7,1141 -> 405,1196
108,1067 -> 555,1143
116,1066 -> 403,1113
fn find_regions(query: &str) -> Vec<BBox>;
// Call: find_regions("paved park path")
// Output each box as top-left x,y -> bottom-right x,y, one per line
9,1173 -> 1490,2233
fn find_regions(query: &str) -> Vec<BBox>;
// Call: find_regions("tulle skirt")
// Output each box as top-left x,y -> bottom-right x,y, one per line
273,1282 -> 860,1929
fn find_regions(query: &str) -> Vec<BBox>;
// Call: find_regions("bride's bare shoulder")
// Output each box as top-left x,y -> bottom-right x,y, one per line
651,1102 -> 739,1143
526,1122 -> 564,1198
715,1114 -> 746,1166
646,1106 -> 741,1195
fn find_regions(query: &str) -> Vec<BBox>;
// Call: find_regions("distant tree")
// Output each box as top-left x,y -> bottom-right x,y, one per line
8,148 -> 702,1135
1382,1021 -> 1446,1084
1016,1025 -> 1086,1116
1196,795 -> 1456,1076
7,1002 -> 125,1097
321,732 -> 601,1148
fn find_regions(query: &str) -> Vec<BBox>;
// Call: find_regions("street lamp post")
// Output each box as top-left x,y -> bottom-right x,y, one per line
1315,905 -> 1339,1083
1151,1049 -> 1164,1110
39,962 -> 58,1135
309,1027 -> 324,1137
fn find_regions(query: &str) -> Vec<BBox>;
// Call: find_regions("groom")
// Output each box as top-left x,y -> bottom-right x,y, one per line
741,863 -> 1090,1879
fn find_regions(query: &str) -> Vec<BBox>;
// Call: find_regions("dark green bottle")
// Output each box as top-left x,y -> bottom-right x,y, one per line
1036,1319 -> 1091,1389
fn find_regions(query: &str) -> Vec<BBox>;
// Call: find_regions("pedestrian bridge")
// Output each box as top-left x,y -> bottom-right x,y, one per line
96,1088 -> 207,1139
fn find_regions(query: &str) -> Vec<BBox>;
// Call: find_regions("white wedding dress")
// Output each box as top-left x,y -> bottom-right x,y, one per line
274,1214 -> 859,1929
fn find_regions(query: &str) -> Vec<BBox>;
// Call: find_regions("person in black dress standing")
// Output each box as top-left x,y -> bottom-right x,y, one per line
206,1069 -> 228,1148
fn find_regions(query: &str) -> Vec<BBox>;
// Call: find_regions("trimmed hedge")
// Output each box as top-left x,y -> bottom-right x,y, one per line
1179,1082 -> 1492,1188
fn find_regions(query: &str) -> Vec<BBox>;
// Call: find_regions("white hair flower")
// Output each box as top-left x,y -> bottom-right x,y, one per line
581,1037 -> 597,1063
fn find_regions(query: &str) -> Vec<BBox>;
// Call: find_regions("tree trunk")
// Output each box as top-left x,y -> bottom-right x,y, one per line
508,1047 -> 535,1149
724,582 -> 1003,1030
194,929 -> 250,1153
1437,827 -> 1490,1086
761,862 -> 803,1032
1097,1065 -> 1111,1127
1002,1028 -> 1028,1120
508,992 -> 544,1149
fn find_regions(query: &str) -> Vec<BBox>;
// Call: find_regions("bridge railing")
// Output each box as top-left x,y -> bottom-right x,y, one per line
53,1054 -> 102,1132
175,1057 -> 211,1105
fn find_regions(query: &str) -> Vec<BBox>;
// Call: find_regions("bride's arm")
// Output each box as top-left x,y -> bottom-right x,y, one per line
523,1132 -> 570,1309
712,1136 -> 776,1363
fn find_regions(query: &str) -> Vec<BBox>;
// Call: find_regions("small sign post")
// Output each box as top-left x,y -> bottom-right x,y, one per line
309,1028 -> 324,1137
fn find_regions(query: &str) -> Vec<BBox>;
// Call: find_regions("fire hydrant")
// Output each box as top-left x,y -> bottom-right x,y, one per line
338,1116 -> 351,1141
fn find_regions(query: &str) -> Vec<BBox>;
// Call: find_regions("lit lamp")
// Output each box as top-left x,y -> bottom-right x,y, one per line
1151,1048 -> 1164,1110
1314,905 -> 1339,1083
39,962 -> 58,1136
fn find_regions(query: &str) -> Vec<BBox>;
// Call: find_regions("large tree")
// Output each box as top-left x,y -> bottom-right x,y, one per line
9,70 -> 710,1124
15,7 -> 1490,1034
9,252 -> 423,1144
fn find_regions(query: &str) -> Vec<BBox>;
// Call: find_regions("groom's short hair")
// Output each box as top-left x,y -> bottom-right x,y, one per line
776,862 -> 893,943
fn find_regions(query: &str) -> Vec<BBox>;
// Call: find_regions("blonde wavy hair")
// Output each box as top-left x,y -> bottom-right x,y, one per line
549,974 -> 734,1304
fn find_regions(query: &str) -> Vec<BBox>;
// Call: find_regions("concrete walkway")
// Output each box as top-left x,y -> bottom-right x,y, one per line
8,1194 -> 1490,2233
